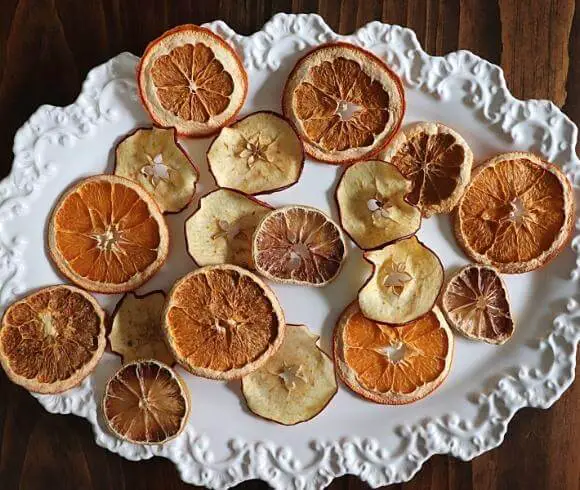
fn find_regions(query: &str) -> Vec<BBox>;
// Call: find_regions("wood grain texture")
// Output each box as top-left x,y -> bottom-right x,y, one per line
0,1 -> 578,489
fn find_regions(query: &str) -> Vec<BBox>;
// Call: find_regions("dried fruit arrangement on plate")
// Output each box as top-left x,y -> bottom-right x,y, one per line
0,22 -> 576,447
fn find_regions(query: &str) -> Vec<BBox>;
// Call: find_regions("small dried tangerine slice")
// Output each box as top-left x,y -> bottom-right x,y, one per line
380,122 -> 473,217
335,160 -> 421,249
334,302 -> 454,405
358,236 -> 444,324
185,189 -> 272,269
454,152 -> 575,273
242,324 -> 337,425
283,42 -> 405,164
48,175 -> 169,294
0,285 -> 106,394
442,265 -> 514,344
103,360 -> 189,445
163,264 -> 285,380
252,205 -> 347,286
208,111 -> 304,194
138,24 -> 248,137
114,126 -> 198,213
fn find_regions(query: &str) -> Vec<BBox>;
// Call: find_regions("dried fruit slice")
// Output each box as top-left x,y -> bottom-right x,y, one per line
109,291 -> 174,365
253,206 -> 347,286
334,302 -> 454,404
454,152 -> 575,273
207,111 -> 304,194
442,265 -> 514,344
358,237 -> 444,324
0,285 -> 106,394
138,25 -> 248,137
380,122 -> 473,217
114,126 -> 198,213
48,175 -> 169,294
335,160 -> 421,249
163,264 -> 285,380
103,360 -> 189,444
185,189 -> 271,268
242,324 -> 337,425
283,42 -> 405,164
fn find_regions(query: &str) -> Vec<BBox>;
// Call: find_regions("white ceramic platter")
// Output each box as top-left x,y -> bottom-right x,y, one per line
1,13 -> 579,490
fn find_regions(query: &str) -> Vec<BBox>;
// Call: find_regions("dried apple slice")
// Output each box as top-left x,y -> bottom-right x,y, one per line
185,189 -> 272,268
114,126 -> 198,213
242,324 -> 337,425
207,111 -> 304,194
358,237 -> 444,324
336,160 -> 421,249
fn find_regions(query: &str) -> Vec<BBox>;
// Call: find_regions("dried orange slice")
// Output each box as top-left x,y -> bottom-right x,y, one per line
335,160 -> 421,249
114,126 -> 198,213
48,175 -> 169,294
163,264 -> 285,380
283,42 -> 405,164
442,265 -> 514,344
207,111 -> 304,194
103,360 -> 189,444
0,285 -> 106,394
454,152 -> 575,273
138,25 -> 248,137
358,237 -> 444,324
380,122 -> 473,217
252,206 -> 347,286
109,291 -> 174,365
185,189 -> 271,268
242,324 -> 337,425
334,302 -> 454,405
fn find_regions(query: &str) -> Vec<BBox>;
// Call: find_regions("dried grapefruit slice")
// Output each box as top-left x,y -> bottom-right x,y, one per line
283,42 -> 405,164
358,237 -> 444,324
114,126 -> 198,213
336,160 -> 421,249
138,25 -> 248,137
334,302 -> 454,404
252,206 -> 347,286
0,285 -> 106,394
380,122 -> 473,217
185,189 -> 272,268
163,264 -> 285,380
207,111 -> 304,194
442,265 -> 514,344
454,152 -> 575,273
48,175 -> 169,294
242,324 -> 337,425
103,360 -> 189,444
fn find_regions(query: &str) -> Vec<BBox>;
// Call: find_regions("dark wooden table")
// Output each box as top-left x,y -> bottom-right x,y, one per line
0,1 -> 578,489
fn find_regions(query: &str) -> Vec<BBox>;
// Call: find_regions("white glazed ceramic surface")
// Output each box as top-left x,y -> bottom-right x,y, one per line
0,13 -> 578,490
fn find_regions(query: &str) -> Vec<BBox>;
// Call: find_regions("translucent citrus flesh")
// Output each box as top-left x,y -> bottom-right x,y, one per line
151,43 -> 234,123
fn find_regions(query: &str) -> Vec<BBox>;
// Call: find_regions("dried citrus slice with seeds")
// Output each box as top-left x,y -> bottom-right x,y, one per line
109,291 -> 174,365
103,360 -> 189,444
48,175 -> 169,294
208,111 -> 304,194
185,189 -> 272,268
163,264 -> 285,380
114,126 -> 198,213
358,236 -> 444,324
442,265 -> 514,344
138,25 -> 248,137
242,324 -> 337,425
336,160 -> 421,249
380,122 -> 473,217
283,42 -> 405,164
0,285 -> 106,394
253,205 -> 347,286
454,152 -> 575,273
334,302 -> 453,404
